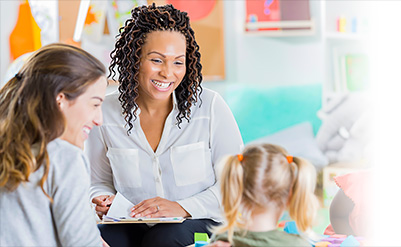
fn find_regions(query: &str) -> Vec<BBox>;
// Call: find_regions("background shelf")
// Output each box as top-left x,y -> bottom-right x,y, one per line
244,19 -> 315,37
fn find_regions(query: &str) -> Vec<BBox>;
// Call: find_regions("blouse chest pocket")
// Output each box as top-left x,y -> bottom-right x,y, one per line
170,142 -> 210,186
106,148 -> 142,188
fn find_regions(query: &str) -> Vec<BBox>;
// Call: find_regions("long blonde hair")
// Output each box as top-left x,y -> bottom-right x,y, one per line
216,143 -> 319,243
0,43 -> 105,200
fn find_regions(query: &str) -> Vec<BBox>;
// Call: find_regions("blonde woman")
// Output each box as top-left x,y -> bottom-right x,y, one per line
209,143 -> 319,247
0,43 -> 107,246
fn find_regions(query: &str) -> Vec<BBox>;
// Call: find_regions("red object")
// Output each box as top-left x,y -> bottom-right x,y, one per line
324,224 -> 335,235
167,0 -> 216,21
286,155 -> 293,164
246,0 -> 281,31
278,221 -> 286,228
237,154 -> 244,162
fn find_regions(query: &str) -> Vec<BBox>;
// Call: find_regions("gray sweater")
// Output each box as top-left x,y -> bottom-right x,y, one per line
0,139 -> 102,246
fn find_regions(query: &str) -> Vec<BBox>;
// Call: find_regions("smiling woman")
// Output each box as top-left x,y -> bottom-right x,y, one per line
85,3 -> 243,247
0,43 -> 107,246
57,76 -> 107,149
137,31 -> 186,102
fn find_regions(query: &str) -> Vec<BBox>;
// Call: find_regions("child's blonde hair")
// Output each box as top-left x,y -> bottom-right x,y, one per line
216,143 -> 319,243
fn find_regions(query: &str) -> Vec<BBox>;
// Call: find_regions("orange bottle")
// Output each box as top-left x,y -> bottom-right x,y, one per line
9,0 -> 42,61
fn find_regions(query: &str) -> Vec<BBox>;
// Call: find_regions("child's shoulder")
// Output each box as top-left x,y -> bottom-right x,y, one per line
253,230 -> 310,246
270,230 -> 310,246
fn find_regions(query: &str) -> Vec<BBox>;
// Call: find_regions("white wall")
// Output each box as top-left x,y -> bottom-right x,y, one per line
0,1 -> 19,84
1,1 -> 324,90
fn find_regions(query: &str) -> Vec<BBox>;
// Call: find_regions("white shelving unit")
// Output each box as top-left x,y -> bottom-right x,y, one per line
324,32 -> 369,42
321,1 -> 373,107
244,19 -> 315,37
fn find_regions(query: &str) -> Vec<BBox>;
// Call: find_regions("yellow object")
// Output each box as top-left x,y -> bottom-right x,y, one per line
9,0 -> 42,61
194,232 -> 209,243
315,241 -> 332,247
338,17 -> 346,33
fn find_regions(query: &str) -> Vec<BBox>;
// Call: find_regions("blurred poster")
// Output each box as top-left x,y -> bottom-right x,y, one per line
28,0 -> 58,46
82,1 -> 108,42
246,0 -> 280,31
106,0 -> 148,37
164,0 -> 225,81
167,0 -> 215,21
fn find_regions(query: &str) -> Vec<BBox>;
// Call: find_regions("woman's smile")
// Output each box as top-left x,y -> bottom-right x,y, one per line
151,79 -> 173,91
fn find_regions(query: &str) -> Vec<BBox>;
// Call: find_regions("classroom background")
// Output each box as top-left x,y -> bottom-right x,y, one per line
1,0 -> 401,245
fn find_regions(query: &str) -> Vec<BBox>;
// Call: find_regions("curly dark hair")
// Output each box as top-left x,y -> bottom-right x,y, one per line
109,3 -> 203,134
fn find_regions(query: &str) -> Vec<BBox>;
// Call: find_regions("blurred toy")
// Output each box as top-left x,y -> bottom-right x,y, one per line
193,232 -> 209,247
337,16 -> 346,32
284,221 -> 300,235
317,235 -> 364,247
315,241 -> 332,247
351,17 -> 358,33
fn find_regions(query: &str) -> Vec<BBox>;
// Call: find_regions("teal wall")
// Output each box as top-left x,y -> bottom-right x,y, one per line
224,84 -> 322,144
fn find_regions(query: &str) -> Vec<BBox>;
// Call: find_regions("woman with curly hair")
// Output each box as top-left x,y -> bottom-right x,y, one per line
0,43 -> 107,246
85,3 -> 243,247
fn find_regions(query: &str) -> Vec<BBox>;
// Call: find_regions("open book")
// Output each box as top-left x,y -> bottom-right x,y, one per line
99,192 -> 185,224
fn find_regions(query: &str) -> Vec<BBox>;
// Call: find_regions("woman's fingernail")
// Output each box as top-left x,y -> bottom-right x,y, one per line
135,214 -> 141,217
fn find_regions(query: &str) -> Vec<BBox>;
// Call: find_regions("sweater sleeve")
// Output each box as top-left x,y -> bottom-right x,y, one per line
177,93 -> 243,220
49,144 -> 102,246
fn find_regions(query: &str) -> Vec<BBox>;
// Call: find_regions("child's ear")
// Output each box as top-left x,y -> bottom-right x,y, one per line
56,93 -> 66,110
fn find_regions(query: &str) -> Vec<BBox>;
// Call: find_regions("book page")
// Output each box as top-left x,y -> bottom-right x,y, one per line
102,192 -> 185,223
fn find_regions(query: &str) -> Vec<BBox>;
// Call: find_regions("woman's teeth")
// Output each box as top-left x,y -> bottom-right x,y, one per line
83,127 -> 91,135
151,80 -> 171,89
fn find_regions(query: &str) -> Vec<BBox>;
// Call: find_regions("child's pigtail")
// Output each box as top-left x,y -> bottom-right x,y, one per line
217,154 -> 245,243
288,156 -> 319,232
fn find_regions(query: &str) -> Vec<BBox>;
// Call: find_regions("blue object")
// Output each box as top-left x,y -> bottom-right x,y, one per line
340,235 -> 360,246
194,241 -> 209,247
351,17 -> 357,33
224,84 -> 322,144
249,14 -> 258,23
284,221 -> 300,235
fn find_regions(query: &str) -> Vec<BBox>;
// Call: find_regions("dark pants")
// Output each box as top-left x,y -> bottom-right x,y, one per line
99,219 -> 219,247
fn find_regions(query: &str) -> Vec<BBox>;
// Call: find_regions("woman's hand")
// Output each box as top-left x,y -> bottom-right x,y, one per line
206,241 -> 231,247
130,196 -> 190,218
92,195 -> 115,219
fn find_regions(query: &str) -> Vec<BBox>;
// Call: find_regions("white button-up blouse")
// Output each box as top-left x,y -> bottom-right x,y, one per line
85,88 -> 243,221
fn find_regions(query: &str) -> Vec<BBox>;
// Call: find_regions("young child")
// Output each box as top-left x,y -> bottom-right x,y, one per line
209,143 -> 319,247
